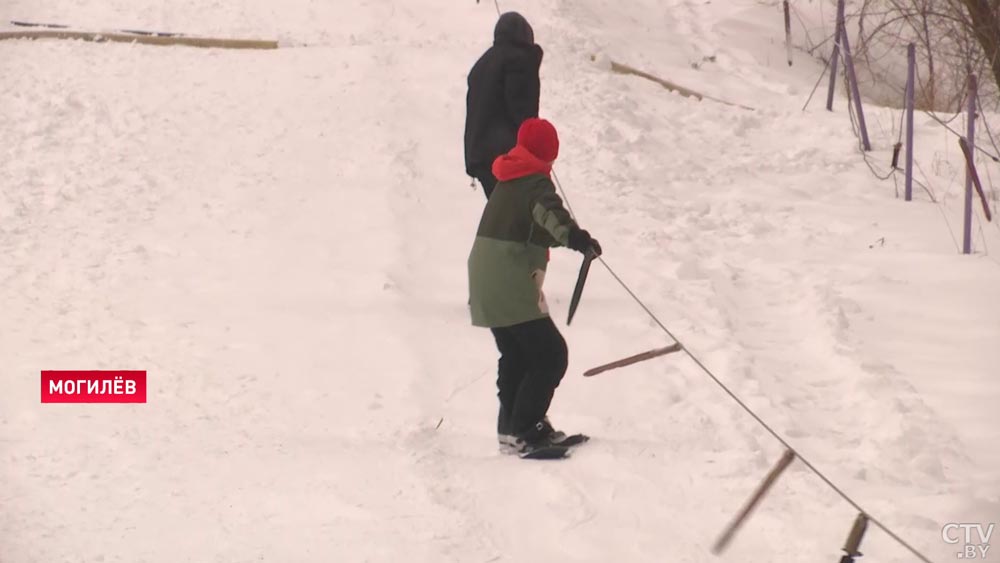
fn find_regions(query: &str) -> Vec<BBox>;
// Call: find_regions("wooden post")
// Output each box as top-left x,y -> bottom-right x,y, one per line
959,138 -> 992,222
712,449 -> 796,554
839,513 -> 869,563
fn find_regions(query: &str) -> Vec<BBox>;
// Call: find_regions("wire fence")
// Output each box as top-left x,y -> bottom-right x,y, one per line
474,2 -> 995,561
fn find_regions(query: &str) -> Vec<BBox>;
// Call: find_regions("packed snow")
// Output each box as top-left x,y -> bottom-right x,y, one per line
1,1 -> 997,562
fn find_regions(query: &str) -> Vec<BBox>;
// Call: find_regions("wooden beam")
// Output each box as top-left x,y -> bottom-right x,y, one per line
0,30 -> 278,50
959,137 -> 993,222
595,56 -> 754,111
712,449 -> 796,554
583,343 -> 683,377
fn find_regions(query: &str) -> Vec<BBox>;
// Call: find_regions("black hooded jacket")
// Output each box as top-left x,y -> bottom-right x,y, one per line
464,12 -> 543,176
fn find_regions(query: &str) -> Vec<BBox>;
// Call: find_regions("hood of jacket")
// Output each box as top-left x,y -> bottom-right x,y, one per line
494,12 -> 534,47
492,145 -> 551,181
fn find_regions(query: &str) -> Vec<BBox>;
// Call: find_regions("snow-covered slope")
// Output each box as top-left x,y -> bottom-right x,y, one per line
1,1 -> 997,562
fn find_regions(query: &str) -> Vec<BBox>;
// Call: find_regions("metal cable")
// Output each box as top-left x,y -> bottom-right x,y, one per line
513,4 -> 938,560
550,170 -> 935,563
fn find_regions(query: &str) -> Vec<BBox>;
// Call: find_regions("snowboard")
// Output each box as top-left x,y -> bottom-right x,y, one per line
554,433 -> 590,448
518,434 -> 590,460
519,445 -> 571,460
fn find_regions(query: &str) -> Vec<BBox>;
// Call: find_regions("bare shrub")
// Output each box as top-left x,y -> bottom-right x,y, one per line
850,0 -> 999,111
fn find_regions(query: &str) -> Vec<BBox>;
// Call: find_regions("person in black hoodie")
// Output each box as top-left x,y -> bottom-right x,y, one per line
464,12 -> 542,199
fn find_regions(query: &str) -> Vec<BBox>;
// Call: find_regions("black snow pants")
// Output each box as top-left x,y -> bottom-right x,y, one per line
490,316 -> 568,436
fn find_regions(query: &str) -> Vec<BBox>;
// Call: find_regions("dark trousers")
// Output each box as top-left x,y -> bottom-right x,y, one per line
490,317 -> 568,436
471,167 -> 498,200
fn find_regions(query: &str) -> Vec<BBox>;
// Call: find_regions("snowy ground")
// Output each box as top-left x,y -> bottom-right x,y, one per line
1,1 -> 998,562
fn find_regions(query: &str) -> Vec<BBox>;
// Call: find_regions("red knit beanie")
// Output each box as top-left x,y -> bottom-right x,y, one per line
517,118 -> 559,163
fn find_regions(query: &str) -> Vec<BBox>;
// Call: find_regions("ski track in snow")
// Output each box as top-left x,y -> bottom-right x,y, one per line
1,0 -> 998,562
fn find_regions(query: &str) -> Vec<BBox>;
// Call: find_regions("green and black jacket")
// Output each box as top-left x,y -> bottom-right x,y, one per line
468,148 -> 577,328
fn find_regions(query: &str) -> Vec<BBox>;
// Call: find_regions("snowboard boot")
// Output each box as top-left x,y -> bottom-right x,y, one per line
499,416 -> 565,453
537,417 -> 568,445
511,418 -> 573,455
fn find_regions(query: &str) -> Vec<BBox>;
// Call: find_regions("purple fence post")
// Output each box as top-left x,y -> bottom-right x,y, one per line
840,24 -> 872,151
963,73 -> 978,254
904,43 -> 915,201
825,0 -> 846,111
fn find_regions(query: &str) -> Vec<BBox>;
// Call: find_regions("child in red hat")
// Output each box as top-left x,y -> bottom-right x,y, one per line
467,118 -> 602,454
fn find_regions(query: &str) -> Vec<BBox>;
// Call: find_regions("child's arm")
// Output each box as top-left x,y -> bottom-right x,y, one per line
529,180 -> 575,247
528,179 -> 603,256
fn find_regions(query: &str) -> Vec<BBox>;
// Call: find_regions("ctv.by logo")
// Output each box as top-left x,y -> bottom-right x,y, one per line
943,523 -> 994,559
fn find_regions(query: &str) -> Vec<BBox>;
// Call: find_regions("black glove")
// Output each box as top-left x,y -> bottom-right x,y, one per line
590,238 -> 603,257
568,227 -> 602,257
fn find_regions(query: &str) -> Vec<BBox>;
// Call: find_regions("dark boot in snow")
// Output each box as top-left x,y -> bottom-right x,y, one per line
511,419 -> 559,454
499,416 -> 564,453
537,416 -> 568,444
